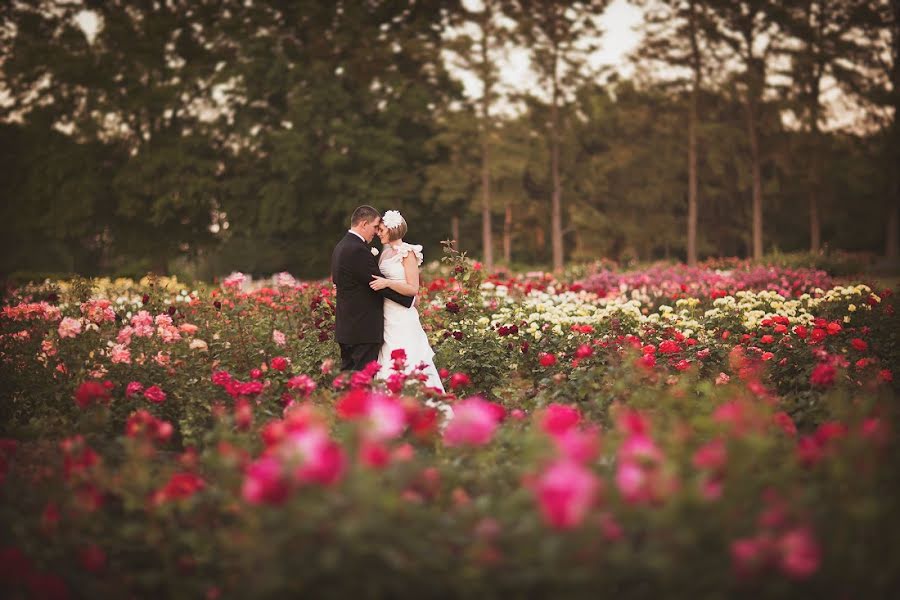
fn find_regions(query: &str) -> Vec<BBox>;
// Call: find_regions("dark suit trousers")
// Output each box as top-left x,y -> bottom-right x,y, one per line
339,342 -> 381,372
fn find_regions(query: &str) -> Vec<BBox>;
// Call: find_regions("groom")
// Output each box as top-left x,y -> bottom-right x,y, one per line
331,205 -> 415,371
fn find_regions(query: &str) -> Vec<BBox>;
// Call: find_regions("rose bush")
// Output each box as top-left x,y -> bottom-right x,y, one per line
0,260 -> 897,597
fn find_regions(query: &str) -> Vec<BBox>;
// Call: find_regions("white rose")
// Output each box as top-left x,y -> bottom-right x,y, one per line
371,247 -> 379,256
190,339 -> 208,352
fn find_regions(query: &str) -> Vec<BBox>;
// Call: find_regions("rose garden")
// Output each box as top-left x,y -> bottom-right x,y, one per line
1,248 -> 897,599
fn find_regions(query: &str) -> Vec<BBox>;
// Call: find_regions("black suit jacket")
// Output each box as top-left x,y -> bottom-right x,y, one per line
331,232 -> 415,345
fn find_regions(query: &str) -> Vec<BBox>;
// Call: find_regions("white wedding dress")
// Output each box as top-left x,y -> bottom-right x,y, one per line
377,242 -> 446,394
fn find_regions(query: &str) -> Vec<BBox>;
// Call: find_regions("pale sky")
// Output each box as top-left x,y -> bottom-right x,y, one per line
452,0 -> 642,114
69,1 -> 867,132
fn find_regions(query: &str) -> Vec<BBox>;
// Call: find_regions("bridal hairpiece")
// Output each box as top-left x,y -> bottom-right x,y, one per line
382,210 -> 403,230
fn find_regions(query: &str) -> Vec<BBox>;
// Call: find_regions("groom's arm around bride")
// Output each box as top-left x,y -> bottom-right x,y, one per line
331,206 -> 414,371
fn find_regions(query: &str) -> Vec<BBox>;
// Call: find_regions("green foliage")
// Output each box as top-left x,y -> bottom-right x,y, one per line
0,0 -> 897,279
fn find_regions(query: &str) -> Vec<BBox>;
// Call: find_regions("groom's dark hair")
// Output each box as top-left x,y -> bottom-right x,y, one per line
351,205 -> 380,227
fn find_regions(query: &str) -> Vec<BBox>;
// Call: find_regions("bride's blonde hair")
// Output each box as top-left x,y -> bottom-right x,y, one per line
386,216 -> 408,242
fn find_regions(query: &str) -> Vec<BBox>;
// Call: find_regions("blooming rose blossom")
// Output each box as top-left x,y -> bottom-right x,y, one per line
552,427 -> 600,463
110,344 -> 132,364
538,353 -> 557,367
126,381 -> 144,398
359,439 -> 391,469
534,459 -> 600,530
539,404 -> 581,436
125,410 -> 173,443
280,427 -> 345,486
443,397 -> 502,447
74,381 -> 110,409
157,324 -> 181,343
272,329 -> 287,346
810,363 -> 836,387
449,372 -> 471,390
153,472 -> 205,504
143,385 -> 167,404
178,323 -> 199,335
242,457 -> 290,505
772,412 -> 797,436
286,374 -> 317,397
58,317 -> 82,339
778,527 -> 821,579
222,272 -> 247,289
212,370 -> 232,387
365,394 -> 407,441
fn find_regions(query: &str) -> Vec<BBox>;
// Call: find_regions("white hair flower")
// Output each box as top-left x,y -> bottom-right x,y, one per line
382,210 -> 403,229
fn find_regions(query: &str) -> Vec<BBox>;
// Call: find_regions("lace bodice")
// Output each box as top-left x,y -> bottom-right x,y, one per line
379,242 -> 423,281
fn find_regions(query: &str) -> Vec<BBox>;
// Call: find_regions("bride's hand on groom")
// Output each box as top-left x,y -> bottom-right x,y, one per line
370,275 -> 390,291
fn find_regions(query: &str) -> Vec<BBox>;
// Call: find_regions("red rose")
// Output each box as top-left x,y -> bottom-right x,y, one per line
539,353 -> 557,367
74,381 -> 110,410
143,385 -> 167,404
658,340 -> 680,354
449,372 -> 471,390
270,356 -> 289,371
810,363 -> 835,388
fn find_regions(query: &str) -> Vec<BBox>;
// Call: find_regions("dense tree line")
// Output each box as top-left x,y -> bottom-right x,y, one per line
0,0 -> 896,280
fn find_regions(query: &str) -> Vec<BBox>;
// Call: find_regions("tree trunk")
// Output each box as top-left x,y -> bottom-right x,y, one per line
686,0 -> 701,267
687,91 -> 699,267
481,137 -> 493,271
451,215 -> 460,251
886,200 -> 899,259
550,45 -> 563,272
809,189 -> 821,253
745,89 -> 763,260
888,1 -> 900,260
479,3 -> 494,272
808,100 -> 822,254
503,200 -> 512,265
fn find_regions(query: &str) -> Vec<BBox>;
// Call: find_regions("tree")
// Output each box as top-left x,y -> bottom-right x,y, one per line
423,109 -> 482,253
213,0 -> 461,277
445,0 -> 517,271
854,0 -> 899,260
706,0 -> 782,259
2,0 -> 229,273
776,0 -> 873,253
638,0 -> 718,265
513,0 -> 609,271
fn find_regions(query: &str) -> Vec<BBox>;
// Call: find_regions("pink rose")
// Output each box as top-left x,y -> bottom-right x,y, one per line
534,459 -> 600,530
281,427 -> 346,486
778,527 -> 820,579
58,317 -> 82,339
615,461 -> 648,504
443,397 -> 502,447
365,394 -> 407,441
539,403 -> 581,436
286,374 -> 317,397
242,457 -> 290,505
110,344 -> 131,365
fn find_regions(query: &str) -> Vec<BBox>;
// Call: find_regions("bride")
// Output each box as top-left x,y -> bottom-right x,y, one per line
369,210 -> 445,394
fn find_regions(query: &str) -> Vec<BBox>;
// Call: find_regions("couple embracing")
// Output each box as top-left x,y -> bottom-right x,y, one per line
330,205 -> 444,393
